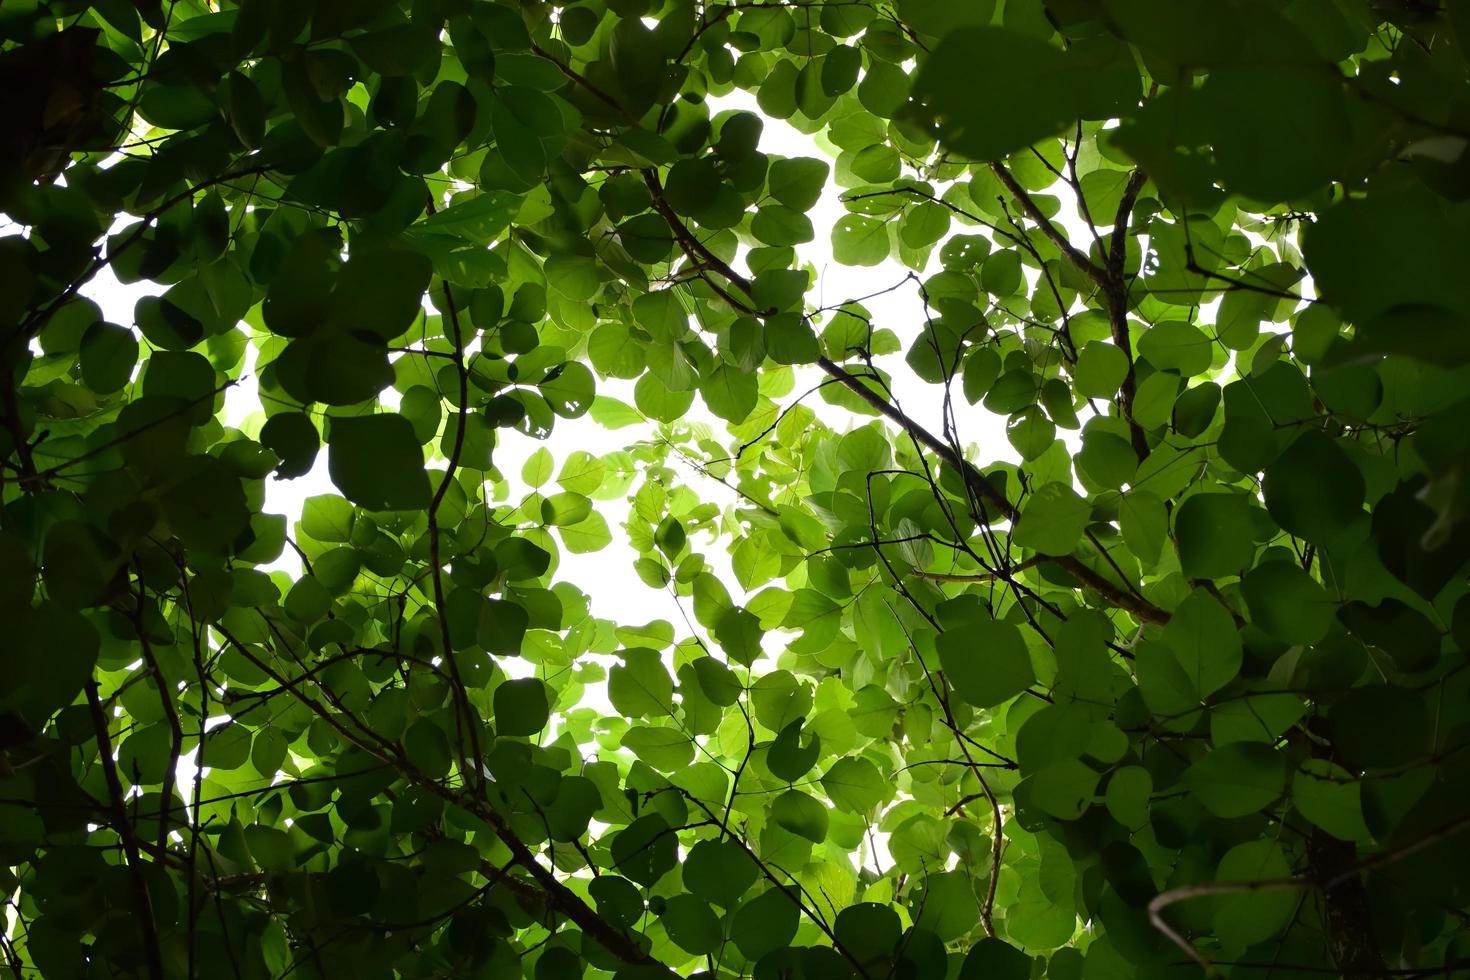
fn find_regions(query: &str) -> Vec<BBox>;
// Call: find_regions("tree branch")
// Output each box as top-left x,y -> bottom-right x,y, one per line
85,680 -> 165,980
989,161 -> 1107,288
1106,166 -> 1151,461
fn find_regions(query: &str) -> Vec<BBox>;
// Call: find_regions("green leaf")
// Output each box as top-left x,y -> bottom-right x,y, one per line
764,314 -> 821,365
768,157 -> 830,211
821,757 -> 888,814
693,658 -> 742,706
300,495 -> 355,543
623,725 -> 694,770
404,719 -> 452,778
1242,561 -> 1334,645
418,192 -> 522,243
836,902 -> 903,964
767,720 -> 820,781
542,492 -> 592,527
611,814 -> 678,885
199,723 -> 251,771
981,250 -> 1022,297
832,215 -> 891,266
1292,759 -> 1370,842
79,322 -> 139,393
1329,686 -> 1431,770
1263,431 -> 1364,543
541,361 -> 596,418
1104,766 -> 1152,830
1160,588 -> 1242,700
752,205 -> 815,246
1028,759 -> 1099,821
557,451 -> 606,495
701,364 -> 759,422
260,412 -> 320,480
1214,841 -> 1295,947
479,598 -> 529,656
1119,490 -> 1167,566
1303,186 -> 1470,359
660,895 -> 722,955
1137,320 -> 1212,376
731,887 -> 800,961
1013,483 -> 1090,556
772,788 -> 830,843
1197,65 -> 1349,203
327,414 -> 432,511
1175,492 -> 1255,580
608,648 -> 674,718
522,447 -> 554,487
1075,342 -> 1128,398
1079,170 -> 1130,225
684,838 -> 759,909
545,255 -> 600,301
938,617 -> 1036,709
494,678 -> 549,737
913,28 -> 1077,162
351,24 -> 442,75
715,607 -> 764,667
333,245 -> 432,339
1184,742 -> 1287,818
959,938 -> 1031,980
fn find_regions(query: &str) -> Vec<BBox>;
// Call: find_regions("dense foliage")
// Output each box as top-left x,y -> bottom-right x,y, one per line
3,0 -> 1470,977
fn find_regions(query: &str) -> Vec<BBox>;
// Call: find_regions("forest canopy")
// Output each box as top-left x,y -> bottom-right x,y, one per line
1,1 -> 1469,978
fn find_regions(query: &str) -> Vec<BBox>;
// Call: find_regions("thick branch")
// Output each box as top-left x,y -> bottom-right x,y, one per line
1105,167 -> 1151,462
990,161 -> 1107,288
641,169 -> 766,310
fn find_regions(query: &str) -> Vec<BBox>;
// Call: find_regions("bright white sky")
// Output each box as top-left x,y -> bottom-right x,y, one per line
81,91 -> 1029,662
0,36 -> 1310,947
70,93 -> 1086,864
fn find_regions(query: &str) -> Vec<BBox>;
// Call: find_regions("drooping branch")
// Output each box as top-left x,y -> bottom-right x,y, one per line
994,153 -> 1152,461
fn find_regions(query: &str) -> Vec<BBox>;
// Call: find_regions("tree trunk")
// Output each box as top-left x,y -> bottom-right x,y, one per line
1307,827 -> 1388,980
